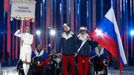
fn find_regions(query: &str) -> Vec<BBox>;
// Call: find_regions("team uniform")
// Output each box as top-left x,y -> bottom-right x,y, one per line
14,29 -> 33,75
57,31 -> 77,75
95,47 -> 108,58
77,33 -> 93,75
90,46 -> 109,75
32,48 -> 49,66
90,46 -> 109,61
31,48 -> 49,75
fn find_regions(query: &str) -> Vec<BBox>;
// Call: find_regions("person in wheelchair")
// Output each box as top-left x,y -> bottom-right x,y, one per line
46,50 -> 62,75
31,44 -> 49,75
90,44 -> 109,75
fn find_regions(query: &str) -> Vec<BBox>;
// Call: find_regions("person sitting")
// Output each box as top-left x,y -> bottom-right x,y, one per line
46,50 -> 62,75
31,44 -> 49,75
90,44 -> 109,75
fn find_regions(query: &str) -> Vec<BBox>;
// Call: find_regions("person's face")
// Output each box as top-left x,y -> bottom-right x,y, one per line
25,27 -> 30,33
37,45 -> 42,51
52,50 -> 56,55
80,30 -> 86,34
98,45 -> 102,50
63,26 -> 68,32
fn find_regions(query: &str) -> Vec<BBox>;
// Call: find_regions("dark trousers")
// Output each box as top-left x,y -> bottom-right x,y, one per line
32,65 -> 45,75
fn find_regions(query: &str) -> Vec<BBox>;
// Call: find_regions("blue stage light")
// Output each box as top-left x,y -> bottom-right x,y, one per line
130,30 -> 134,36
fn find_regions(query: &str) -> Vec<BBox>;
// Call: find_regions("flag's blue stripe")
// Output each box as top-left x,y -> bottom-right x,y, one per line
97,17 -> 116,40
97,17 -> 124,64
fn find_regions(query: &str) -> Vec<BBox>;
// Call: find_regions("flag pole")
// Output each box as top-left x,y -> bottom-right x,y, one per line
20,19 -> 24,47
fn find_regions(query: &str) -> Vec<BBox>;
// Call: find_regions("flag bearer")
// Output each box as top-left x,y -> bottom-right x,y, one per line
77,26 -> 93,75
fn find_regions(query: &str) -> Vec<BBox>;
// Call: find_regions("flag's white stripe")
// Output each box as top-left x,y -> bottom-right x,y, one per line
105,7 -> 127,64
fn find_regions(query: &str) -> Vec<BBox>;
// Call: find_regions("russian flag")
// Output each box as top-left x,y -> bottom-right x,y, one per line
90,7 -> 127,71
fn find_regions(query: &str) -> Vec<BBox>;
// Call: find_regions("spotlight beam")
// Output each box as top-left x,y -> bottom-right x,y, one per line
36,30 -> 41,36
50,29 -> 56,36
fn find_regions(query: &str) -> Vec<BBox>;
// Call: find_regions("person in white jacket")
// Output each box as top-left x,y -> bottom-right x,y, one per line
14,26 -> 33,75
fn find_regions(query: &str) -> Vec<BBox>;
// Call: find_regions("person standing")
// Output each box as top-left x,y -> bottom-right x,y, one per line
14,26 -> 33,75
57,23 -> 76,75
76,26 -> 93,75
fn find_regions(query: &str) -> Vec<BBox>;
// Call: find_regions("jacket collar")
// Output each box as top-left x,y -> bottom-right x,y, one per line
34,49 -> 44,56
95,47 -> 104,56
62,31 -> 74,40
77,33 -> 89,41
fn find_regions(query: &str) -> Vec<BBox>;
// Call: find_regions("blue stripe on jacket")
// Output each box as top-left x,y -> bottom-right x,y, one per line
76,34 -> 98,56
77,39 -> 93,56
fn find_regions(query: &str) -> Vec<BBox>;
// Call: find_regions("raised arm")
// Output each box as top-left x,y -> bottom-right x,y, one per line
14,29 -> 21,37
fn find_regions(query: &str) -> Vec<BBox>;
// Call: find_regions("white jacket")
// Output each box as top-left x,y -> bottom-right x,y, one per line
14,29 -> 33,45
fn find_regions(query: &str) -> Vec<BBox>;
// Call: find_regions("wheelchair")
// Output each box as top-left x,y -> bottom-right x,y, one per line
91,56 -> 109,75
29,56 -> 48,75
45,55 -> 63,75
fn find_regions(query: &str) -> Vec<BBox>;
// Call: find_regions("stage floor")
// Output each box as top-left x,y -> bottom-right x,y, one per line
0,66 -> 134,75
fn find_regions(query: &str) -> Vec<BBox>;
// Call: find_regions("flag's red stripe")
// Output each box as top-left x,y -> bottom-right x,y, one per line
90,28 -> 119,61
119,62 -> 123,75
